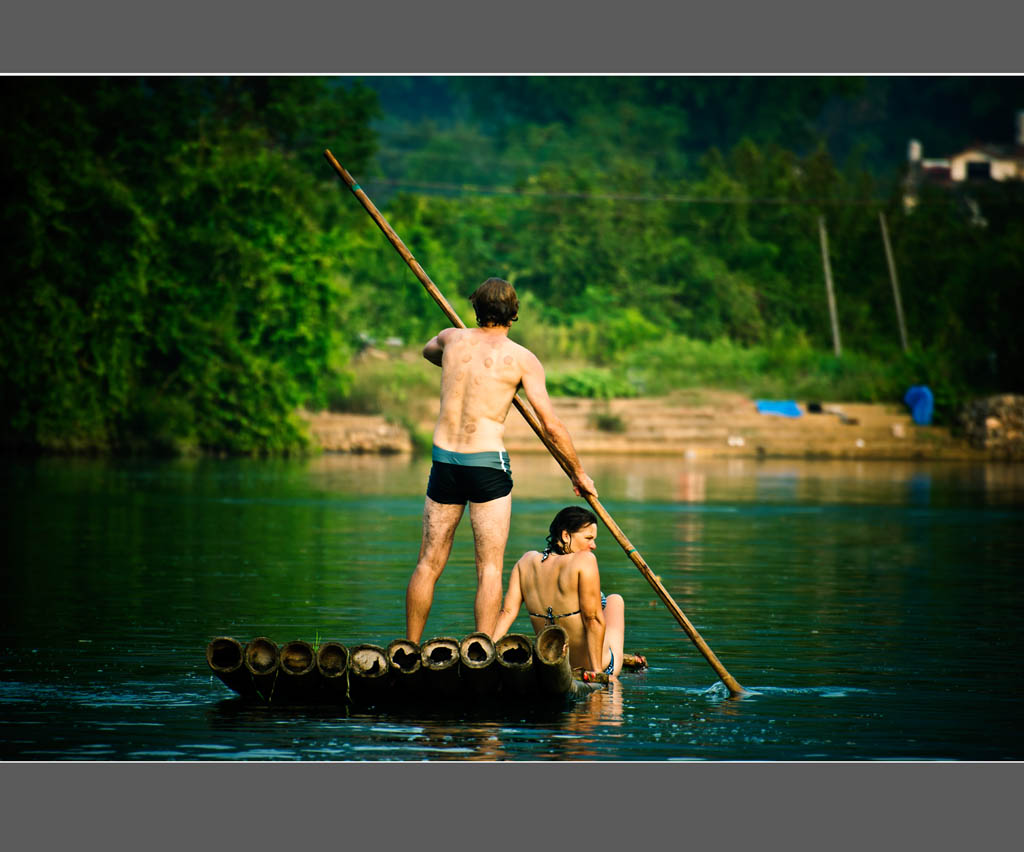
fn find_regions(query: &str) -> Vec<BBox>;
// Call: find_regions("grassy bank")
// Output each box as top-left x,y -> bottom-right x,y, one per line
332,325 -> 964,427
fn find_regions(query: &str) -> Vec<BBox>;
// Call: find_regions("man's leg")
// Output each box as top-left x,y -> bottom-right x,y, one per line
467,493 -> 512,637
406,497 -> 465,643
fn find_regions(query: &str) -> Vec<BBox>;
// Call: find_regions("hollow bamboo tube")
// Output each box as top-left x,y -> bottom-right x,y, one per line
386,638 -> 424,696
243,637 -> 280,702
495,633 -> 536,696
277,639 -> 320,703
348,643 -> 390,704
315,641 -> 350,703
206,636 -> 256,698
459,632 -> 499,696
420,636 -> 461,696
534,625 -> 573,695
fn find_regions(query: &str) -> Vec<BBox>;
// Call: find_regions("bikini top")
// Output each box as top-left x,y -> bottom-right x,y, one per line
529,605 -> 581,624
532,544 -> 591,623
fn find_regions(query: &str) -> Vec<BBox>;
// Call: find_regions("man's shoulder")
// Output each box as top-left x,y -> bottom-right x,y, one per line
505,338 -> 540,366
437,327 -> 464,343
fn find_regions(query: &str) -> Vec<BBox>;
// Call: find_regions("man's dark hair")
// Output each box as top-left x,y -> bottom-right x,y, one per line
469,278 -> 519,327
546,506 -> 599,555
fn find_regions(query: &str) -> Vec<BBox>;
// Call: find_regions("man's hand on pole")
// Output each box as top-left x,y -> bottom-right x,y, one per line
573,472 -> 598,499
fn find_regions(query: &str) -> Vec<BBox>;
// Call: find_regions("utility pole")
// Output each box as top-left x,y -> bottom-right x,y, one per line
818,214 -> 842,357
878,211 -> 910,353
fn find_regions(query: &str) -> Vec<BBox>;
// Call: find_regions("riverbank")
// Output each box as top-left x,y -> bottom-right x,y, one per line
305,389 -> 1018,462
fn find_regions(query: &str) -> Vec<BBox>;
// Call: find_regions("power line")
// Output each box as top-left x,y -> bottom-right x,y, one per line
360,177 -> 888,206
372,145 -> 691,177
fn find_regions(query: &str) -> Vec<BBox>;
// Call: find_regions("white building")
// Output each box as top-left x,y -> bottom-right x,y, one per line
903,111 -> 1024,213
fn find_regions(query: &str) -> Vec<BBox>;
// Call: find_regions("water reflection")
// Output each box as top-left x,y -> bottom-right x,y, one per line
907,472 -> 932,506
203,686 -> 632,761
412,719 -> 510,761
676,470 -> 707,502
673,512 -> 704,576
294,452 -> 1024,507
4,455 -> 1024,760
579,680 -> 624,727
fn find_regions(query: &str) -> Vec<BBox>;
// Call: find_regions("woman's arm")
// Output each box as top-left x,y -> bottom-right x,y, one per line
492,562 -> 524,640
576,553 -> 606,672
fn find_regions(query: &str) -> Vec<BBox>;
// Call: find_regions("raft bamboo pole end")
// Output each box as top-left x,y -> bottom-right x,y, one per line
315,640 -> 350,703
242,636 -> 280,703
243,637 -> 280,676
348,643 -> 390,703
459,632 -> 499,694
495,633 -> 536,696
316,641 -> 350,679
386,638 -> 424,696
349,644 -> 388,678
420,636 -> 462,695
206,636 -> 256,698
534,625 -> 573,695
280,640 -> 316,677
276,639 -> 320,703
386,639 -> 423,675
207,636 -> 244,673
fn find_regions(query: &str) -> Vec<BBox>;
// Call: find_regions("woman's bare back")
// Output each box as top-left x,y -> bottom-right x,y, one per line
516,550 -> 592,668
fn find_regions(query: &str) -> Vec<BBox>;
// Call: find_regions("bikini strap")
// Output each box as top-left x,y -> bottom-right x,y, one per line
528,606 -> 581,623
527,606 -> 555,624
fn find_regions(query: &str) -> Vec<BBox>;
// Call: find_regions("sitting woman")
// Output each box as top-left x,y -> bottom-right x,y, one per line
493,505 -> 626,678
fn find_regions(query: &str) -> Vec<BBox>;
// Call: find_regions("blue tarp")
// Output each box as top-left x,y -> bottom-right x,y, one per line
903,385 -> 934,425
755,400 -> 802,418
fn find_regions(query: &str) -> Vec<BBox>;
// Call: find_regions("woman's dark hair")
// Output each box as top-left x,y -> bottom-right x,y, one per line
469,277 -> 519,327
544,506 -> 598,556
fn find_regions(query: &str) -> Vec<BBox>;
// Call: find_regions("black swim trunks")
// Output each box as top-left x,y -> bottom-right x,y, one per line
426,446 -> 513,505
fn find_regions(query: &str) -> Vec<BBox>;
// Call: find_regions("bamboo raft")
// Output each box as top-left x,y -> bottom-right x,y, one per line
206,626 -> 638,707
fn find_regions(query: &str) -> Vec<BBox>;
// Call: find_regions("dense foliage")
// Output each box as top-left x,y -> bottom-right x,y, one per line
1,78 -> 379,453
2,77 -> 1021,454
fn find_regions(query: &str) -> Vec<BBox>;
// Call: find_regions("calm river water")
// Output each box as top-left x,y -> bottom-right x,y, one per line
3,452 -> 1023,761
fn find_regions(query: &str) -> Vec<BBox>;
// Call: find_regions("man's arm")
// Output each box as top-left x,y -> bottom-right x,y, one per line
577,554 -> 606,673
519,352 -> 597,498
492,562 -> 524,640
422,327 -> 457,367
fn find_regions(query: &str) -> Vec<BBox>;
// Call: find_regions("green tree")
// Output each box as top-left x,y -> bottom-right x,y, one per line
0,77 -> 379,454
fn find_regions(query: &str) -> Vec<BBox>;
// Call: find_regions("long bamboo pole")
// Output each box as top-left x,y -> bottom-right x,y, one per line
324,150 -> 746,697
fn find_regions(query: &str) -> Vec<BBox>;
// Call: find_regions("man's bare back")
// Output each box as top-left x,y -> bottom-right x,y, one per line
429,326 -> 535,454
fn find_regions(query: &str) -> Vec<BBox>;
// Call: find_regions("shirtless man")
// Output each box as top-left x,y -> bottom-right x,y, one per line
405,277 -> 596,643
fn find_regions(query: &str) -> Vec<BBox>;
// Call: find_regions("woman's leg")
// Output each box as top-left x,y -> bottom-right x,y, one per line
602,593 -> 625,677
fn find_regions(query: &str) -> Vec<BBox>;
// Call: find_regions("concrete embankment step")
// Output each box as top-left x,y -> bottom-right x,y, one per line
304,390 -> 984,460
501,392 -> 981,460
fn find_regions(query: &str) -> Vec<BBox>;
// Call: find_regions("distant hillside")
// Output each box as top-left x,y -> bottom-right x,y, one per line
340,76 -> 1024,186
